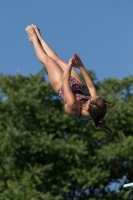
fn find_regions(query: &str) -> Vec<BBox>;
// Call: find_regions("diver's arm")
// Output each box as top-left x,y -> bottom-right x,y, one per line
73,53 -> 98,97
62,59 -> 77,107
79,66 -> 98,97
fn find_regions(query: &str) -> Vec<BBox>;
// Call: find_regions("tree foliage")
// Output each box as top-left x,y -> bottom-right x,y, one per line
0,70 -> 133,200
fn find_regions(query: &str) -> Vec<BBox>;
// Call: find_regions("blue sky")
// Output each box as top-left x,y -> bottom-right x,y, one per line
0,1 -> 133,81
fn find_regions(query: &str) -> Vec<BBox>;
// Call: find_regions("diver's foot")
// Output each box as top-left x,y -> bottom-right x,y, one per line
25,25 -> 36,43
31,24 -> 42,40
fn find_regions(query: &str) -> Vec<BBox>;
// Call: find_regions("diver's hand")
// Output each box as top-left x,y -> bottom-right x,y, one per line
73,53 -> 84,68
68,57 -> 75,66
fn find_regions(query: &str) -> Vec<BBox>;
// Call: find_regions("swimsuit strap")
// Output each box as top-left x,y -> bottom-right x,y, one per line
78,100 -> 82,119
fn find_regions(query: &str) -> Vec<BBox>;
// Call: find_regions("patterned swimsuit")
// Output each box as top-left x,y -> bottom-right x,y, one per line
57,77 -> 90,118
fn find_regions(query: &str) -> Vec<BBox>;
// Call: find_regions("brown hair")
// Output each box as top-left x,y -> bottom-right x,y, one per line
88,97 -> 114,134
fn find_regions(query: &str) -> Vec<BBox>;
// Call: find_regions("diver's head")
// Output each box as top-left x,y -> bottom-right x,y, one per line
88,96 -> 114,133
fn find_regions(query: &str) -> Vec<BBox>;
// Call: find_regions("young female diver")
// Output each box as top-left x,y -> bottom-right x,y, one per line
26,24 -> 114,132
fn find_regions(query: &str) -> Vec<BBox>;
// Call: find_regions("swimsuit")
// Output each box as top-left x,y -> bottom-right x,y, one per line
57,76 -> 90,118
78,100 -> 82,119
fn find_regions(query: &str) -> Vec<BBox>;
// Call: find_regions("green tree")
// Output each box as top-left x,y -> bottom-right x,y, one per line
0,71 -> 133,200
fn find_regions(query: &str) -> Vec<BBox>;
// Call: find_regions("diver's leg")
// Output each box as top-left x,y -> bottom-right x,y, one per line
32,24 -> 83,84
26,26 -> 63,92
